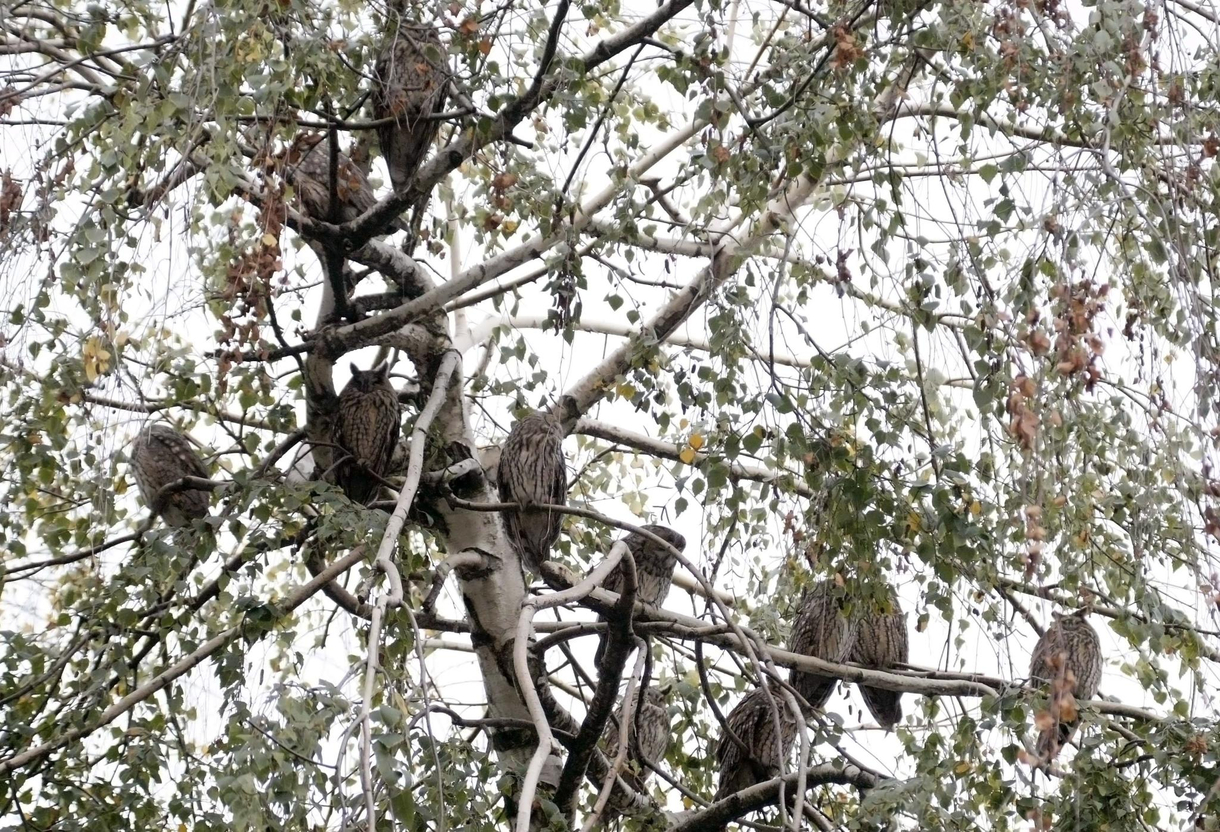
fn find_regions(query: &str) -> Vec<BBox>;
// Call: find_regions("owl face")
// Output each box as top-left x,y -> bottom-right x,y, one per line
1055,610 -> 1093,632
348,363 -> 390,393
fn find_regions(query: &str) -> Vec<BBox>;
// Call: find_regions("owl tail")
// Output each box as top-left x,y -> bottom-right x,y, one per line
859,685 -> 903,730
338,466 -> 379,505
791,671 -> 836,712
1035,717 -> 1077,764
593,633 -> 608,672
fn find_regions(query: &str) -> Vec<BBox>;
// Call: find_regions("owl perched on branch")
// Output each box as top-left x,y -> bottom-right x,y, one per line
373,17 -> 449,194
283,132 -> 379,223
601,684 -> 670,822
498,409 -> 566,573
1029,609 -> 1102,765
130,423 -> 211,527
850,586 -> 909,729
714,685 -> 799,802
594,524 -> 686,668
788,581 -> 858,711
335,363 -> 401,504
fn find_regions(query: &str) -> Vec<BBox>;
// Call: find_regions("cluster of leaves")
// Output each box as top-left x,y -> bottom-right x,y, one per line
3,0 -> 1220,827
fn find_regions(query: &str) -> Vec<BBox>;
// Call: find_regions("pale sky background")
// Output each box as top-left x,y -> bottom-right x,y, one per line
3,0 -> 1219,826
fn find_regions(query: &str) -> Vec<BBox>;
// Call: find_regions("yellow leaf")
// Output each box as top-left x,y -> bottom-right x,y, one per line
688,433 -> 705,450
616,383 -> 636,399
82,336 -> 112,382
261,232 -> 277,247
969,500 -> 981,516
679,447 -> 697,465
906,511 -> 922,533
954,762 -> 971,775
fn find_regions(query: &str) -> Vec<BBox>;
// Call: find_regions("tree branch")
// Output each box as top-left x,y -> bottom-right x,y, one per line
0,544 -> 370,776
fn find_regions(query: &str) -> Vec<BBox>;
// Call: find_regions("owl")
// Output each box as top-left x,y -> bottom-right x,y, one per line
130,423 -> 211,527
283,132 -> 379,223
850,586 -> 909,729
373,18 -> 449,194
788,581 -> 858,711
594,524 -> 686,668
601,684 -> 670,822
714,685 -> 799,802
336,362 -> 401,504
1029,610 -> 1102,764
498,409 -> 566,573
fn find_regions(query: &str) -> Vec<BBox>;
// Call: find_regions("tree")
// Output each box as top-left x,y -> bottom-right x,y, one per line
2,0 -> 1220,828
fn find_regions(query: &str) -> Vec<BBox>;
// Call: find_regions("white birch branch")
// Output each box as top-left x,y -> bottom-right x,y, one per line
359,349 -> 461,832
513,541 -> 630,832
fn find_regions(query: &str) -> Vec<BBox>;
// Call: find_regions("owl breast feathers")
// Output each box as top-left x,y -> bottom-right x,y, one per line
336,363 -> 402,504
850,585 -> 909,729
714,686 -> 798,801
594,524 -> 686,669
604,524 -> 686,607
130,424 -> 211,528
497,409 -> 567,573
787,581 -> 859,711
283,133 -> 378,223
1029,611 -> 1102,763
600,685 -> 670,821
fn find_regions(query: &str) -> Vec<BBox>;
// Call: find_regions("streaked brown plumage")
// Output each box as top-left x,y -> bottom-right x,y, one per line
787,581 -> 858,711
1029,610 -> 1102,764
714,686 -> 799,801
130,424 -> 210,527
498,409 -> 566,573
283,132 -> 379,223
594,525 -> 687,668
850,586 -> 908,729
373,19 -> 449,194
601,685 -> 670,821
336,363 -> 401,504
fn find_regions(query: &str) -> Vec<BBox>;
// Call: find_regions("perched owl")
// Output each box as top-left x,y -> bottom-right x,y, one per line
373,18 -> 449,194
130,423 -> 211,527
1029,610 -> 1102,764
336,362 -> 401,504
788,581 -> 858,711
714,685 -> 799,802
594,524 -> 687,668
283,132 -> 380,223
601,684 -> 670,821
850,586 -> 909,729
498,409 -> 566,573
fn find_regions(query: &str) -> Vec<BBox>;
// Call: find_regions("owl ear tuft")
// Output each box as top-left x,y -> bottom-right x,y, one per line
373,362 -> 390,380
349,362 -> 360,376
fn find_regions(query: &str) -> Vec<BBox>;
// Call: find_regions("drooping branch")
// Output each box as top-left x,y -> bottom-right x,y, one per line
670,764 -> 884,832
0,544 -> 370,777
512,544 -> 631,830
358,349 -> 460,832
552,542 -> 639,817
556,174 -> 821,429
574,417 -> 813,498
